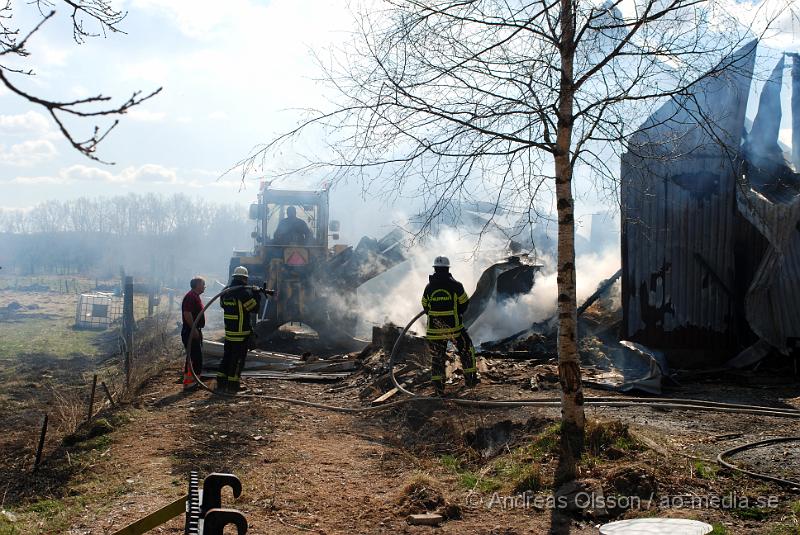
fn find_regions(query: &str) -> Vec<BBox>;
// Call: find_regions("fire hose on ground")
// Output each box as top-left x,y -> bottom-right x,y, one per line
716,437 -> 800,488
185,290 -> 800,487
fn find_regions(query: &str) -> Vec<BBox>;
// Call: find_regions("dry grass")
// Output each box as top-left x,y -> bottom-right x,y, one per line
397,472 -> 447,515
0,287 -> 179,533
47,382 -> 86,437
510,463 -> 544,494
584,419 -> 639,458
106,311 -> 179,402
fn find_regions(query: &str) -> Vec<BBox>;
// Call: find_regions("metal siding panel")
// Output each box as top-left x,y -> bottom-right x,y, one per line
695,188 -> 704,328
700,190 -> 709,328
671,185 -> 683,330
785,233 -> 800,337
708,194 -> 717,328
701,190 -> 711,328
709,189 -> 720,329
718,164 -> 736,342
623,154 -> 741,355
676,189 -> 686,330
635,168 -> 647,335
775,232 -> 800,338
677,186 -> 688,330
621,156 -> 631,338
664,181 -> 676,332
738,186 -> 800,351
623,160 -> 634,338
720,169 -> 735,338
621,42 -> 755,359
653,175 -> 663,327
686,185 -> 696,330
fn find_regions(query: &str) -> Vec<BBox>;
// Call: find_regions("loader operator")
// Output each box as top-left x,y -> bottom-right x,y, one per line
218,266 -> 261,394
274,205 -> 311,245
421,256 -> 478,396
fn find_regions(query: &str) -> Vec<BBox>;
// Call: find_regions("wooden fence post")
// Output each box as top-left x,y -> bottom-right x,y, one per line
148,257 -> 156,317
101,381 -> 115,407
123,276 -> 135,388
87,374 -> 98,422
34,414 -> 48,472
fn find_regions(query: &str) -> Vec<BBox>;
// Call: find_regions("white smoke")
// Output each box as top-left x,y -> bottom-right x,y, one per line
467,245 -> 621,343
467,253 -> 557,343
357,227 -> 507,335
357,226 -> 621,344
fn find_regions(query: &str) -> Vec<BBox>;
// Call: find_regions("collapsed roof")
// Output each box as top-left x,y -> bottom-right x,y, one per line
621,41 -> 800,365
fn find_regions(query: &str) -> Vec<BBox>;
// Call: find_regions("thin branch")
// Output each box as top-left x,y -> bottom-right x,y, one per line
0,3 -> 160,161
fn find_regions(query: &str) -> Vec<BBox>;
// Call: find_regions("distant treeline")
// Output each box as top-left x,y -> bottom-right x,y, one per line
0,193 -> 252,282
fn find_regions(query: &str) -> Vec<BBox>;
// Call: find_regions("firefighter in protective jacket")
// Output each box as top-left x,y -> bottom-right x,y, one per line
218,266 -> 261,393
421,256 -> 478,395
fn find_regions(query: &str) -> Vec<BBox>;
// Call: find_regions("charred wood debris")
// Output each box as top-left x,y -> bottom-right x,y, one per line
200,265 -> 785,403
342,269 -> 664,404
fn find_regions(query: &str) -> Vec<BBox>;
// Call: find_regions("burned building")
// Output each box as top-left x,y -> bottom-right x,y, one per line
621,41 -> 800,366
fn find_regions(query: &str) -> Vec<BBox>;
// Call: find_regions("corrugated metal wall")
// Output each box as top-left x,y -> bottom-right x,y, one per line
621,155 -> 740,356
621,42 -> 757,363
622,44 -> 800,362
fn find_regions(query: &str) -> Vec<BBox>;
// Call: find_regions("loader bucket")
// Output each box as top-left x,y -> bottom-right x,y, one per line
463,256 -> 540,328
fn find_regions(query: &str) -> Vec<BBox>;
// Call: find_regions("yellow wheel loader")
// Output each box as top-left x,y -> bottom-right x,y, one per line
228,183 -> 404,347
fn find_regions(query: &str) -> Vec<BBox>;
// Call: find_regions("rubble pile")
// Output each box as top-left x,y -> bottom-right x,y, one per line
195,267 -> 688,396
354,324 -> 431,402
201,341 -> 361,381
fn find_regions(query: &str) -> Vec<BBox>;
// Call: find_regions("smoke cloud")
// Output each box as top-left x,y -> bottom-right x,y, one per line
357,226 -> 621,343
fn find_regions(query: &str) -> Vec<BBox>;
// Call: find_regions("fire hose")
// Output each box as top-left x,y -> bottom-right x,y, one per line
185,291 -> 800,485
185,286 -> 414,413
717,437 -> 800,488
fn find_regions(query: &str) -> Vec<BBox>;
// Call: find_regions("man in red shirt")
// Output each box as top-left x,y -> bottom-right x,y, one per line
181,276 -> 206,389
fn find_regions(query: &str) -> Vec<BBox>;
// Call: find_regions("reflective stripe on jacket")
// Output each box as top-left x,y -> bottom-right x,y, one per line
421,272 -> 469,340
221,281 -> 260,342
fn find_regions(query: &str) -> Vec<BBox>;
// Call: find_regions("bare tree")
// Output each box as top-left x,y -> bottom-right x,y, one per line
238,0 -> 782,483
0,1 -> 161,162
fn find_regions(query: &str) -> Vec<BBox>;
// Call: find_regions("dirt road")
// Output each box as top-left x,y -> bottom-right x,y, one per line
61,373 -> 599,534
57,369 -> 800,535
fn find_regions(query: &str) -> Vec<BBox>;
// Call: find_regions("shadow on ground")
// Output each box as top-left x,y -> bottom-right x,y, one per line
166,393 -> 281,478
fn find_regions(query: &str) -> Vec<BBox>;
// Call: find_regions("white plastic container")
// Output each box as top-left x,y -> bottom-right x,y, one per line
599,518 -> 713,534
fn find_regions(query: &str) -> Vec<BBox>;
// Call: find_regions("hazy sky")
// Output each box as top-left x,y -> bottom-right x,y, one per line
1,0 -> 798,243
0,1 -> 373,219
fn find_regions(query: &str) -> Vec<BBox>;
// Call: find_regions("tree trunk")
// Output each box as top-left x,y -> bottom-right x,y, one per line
553,0 -> 585,487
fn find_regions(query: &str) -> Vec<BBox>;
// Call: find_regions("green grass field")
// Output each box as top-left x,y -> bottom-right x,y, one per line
0,285 -> 158,386
0,315 -> 102,360
0,277 -> 179,534
0,276 -> 162,360
0,275 -> 101,293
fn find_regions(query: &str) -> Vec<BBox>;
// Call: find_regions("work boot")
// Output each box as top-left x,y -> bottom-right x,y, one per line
214,377 -> 228,393
226,380 -> 248,395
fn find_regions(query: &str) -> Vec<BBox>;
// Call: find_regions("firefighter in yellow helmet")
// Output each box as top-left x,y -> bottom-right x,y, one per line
421,256 -> 478,396
218,266 -> 261,394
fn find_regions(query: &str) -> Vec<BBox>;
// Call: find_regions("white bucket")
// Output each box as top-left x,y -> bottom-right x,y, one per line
599,518 -> 713,534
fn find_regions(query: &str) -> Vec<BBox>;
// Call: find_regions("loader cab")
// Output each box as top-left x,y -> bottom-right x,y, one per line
264,203 -> 318,245
250,187 -> 330,251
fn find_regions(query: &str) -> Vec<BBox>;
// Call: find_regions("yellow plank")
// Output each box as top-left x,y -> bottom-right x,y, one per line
111,494 -> 187,535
